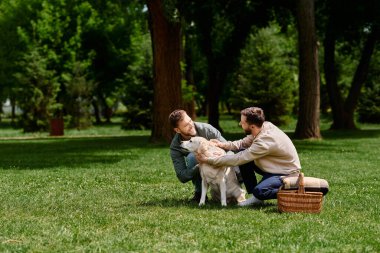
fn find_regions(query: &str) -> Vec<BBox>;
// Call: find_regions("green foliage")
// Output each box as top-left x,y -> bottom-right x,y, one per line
181,58 -> 197,104
357,85 -> 380,123
334,40 -> 361,97
0,0 -> 41,105
12,0 -> 99,131
79,1 -> 148,123
120,33 -> 153,130
182,30 -> 208,114
229,24 -> 298,125
356,46 -> 380,124
0,0 -> 148,127
14,47 -> 60,132
36,0 -> 98,129
163,0 -> 180,22
62,61 -> 96,129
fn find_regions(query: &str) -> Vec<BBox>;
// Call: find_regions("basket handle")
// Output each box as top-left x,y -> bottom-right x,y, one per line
297,172 -> 305,194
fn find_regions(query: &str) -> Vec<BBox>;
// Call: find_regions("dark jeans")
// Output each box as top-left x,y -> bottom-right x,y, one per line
186,153 -> 202,194
239,162 -> 285,200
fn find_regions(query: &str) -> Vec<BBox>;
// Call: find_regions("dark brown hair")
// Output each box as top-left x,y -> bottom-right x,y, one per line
168,109 -> 186,128
241,107 -> 265,127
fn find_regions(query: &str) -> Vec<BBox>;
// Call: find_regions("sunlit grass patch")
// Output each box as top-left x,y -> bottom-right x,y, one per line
0,118 -> 379,252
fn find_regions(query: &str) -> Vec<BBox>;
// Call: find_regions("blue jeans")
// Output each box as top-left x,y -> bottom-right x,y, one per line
185,153 -> 202,194
253,173 -> 284,200
239,161 -> 285,200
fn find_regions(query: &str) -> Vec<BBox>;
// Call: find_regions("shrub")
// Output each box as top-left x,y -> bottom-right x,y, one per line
120,33 -> 153,130
14,48 -> 60,132
357,84 -> 380,123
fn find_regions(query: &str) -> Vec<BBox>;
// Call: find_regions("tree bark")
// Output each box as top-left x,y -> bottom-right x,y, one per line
294,0 -> 321,139
147,0 -> 182,143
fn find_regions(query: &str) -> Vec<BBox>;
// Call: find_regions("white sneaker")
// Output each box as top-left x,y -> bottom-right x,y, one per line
238,196 -> 263,207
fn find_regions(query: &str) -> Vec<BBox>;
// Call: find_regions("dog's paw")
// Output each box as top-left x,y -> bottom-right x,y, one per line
221,202 -> 227,207
199,201 -> 206,207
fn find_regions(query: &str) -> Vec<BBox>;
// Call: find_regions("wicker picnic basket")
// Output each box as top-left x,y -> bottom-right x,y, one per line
277,173 -> 323,213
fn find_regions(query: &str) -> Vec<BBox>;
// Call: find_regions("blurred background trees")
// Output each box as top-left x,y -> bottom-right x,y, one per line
0,0 -> 379,142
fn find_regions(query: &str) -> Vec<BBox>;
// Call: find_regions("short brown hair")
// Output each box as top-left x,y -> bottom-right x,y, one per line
168,109 -> 186,128
241,107 -> 265,127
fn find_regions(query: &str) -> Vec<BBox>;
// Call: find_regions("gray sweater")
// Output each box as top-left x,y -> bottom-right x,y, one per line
169,122 -> 226,183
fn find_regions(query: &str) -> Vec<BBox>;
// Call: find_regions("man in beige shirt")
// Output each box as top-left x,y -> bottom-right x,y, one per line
197,107 -> 301,206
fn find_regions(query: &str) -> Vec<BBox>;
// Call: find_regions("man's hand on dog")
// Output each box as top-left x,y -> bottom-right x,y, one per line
210,139 -> 223,148
196,150 -> 225,163
196,153 -> 208,163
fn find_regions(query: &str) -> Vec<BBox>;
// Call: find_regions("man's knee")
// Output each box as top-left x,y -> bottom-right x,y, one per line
252,187 -> 265,200
253,187 -> 279,200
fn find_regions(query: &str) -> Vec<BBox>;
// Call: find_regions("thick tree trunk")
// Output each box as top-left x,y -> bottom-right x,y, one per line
147,0 -> 182,143
294,0 -> 321,139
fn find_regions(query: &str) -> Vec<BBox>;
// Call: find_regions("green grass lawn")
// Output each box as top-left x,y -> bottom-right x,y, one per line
0,117 -> 379,252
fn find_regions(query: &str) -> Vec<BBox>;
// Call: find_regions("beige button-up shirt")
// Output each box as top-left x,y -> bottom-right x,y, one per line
208,122 -> 301,175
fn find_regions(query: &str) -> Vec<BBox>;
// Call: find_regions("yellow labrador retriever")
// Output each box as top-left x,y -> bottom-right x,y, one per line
181,136 -> 246,206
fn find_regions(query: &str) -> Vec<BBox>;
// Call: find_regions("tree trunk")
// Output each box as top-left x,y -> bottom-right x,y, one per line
198,12 -> 222,130
207,67 -> 223,131
294,0 -> 321,139
92,99 -> 101,124
323,16 -> 346,129
343,27 -> 378,128
147,0 -> 182,143
10,96 -> 16,123
99,94 -> 111,123
325,19 -> 378,129
183,30 -> 196,120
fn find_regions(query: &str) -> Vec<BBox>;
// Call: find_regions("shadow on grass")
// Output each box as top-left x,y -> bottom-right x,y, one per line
0,135 -> 166,170
0,120 -> 15,129
319,128 -> 380,140
139,197 -> 277,211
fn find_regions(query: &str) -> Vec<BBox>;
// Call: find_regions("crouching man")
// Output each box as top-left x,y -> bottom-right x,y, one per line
169,109 -> 234,202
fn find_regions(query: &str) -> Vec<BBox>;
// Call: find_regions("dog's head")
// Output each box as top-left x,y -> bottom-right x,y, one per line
180,136 -> 207,153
